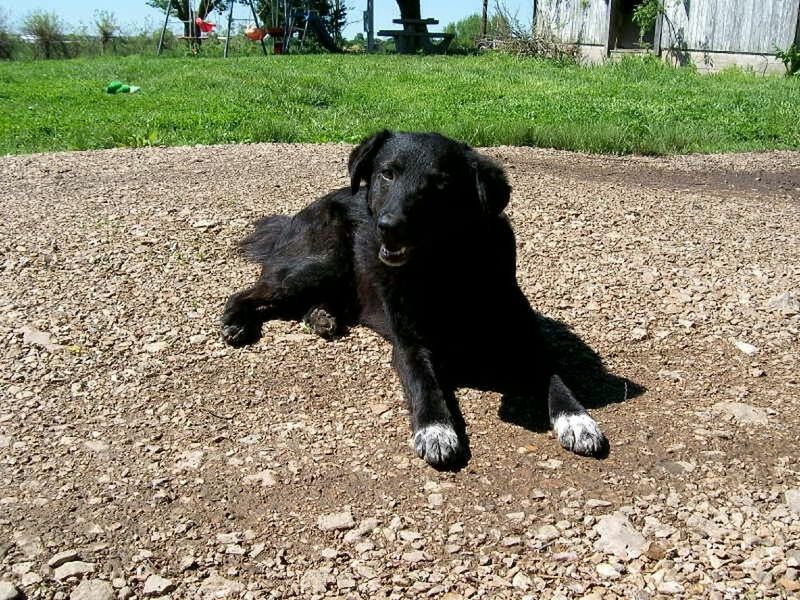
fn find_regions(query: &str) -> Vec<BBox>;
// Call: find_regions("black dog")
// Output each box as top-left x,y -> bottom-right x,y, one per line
221,131 -> 607,468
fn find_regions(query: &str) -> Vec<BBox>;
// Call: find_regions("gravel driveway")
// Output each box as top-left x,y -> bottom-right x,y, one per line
1,143 -> 799,600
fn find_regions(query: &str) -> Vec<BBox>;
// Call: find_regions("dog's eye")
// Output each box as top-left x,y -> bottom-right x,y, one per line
380,169 -> 394,181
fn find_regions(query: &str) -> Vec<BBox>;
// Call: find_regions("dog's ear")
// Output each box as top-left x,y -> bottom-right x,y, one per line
473,154 -> 511,216
348,130 -> 392,194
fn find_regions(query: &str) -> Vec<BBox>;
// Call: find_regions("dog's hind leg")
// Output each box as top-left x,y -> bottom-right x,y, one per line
548,374 -> 608,457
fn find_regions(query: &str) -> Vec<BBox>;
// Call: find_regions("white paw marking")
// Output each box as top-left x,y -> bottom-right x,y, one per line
413,423 -> 460,466
553,413 -> 606,456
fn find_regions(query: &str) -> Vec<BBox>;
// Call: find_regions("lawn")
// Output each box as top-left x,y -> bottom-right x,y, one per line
1,53 -> 798,155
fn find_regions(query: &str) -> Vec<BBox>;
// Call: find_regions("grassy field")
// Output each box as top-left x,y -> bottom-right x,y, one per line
1,54 -> 798,155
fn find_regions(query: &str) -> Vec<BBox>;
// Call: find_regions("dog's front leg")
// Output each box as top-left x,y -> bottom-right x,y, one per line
392,344 -> 461,467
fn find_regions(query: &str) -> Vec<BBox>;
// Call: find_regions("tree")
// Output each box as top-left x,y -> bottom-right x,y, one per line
146,0 -> 228,43
22,11 -> 67,59
95,10 -> 119,55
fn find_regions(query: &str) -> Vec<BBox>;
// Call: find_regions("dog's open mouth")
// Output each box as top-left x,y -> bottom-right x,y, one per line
379,244 -> 410,267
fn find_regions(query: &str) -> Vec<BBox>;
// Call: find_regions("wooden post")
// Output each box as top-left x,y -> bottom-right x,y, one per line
481,0 -> 488,38
603,0 -> 616,57
653,7 -> 664,56
366,0 -> 375,51
223,0 -> 234,57
156,2 -> 171,55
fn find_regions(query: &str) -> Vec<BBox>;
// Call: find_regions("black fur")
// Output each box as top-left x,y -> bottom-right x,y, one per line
221,131 -> 608,468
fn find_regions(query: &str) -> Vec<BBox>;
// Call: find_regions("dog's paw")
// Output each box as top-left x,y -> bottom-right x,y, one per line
413,423 -> 461,467
553,413 -> 607,457
220,317 -> 260,347
304,307 -> 338,339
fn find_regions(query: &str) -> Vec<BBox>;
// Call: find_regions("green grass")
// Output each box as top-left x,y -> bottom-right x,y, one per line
1,54 -> 798,155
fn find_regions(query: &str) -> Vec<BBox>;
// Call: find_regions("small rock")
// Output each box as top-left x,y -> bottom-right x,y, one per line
215,532 -> 240,545
657,370 -> 683,382
594,512 -> 646,561
537,458 -> 562,469
402,550 -> 431,563
300,569 -> 334,594
118,587 -> 134,600
13,533 -> 44,558
630,327 -> 648,341
243,470 -> 276,487
198,574 -> 244,598
336,574 -> 356,590
54,561 -> 96,581
780,578 -> 800,592
586,499 -> 612,508
596,563 -> 621,580
0,582 -> 20,600
48,550 -> 81,568
84,440 -> 109,453
142,574 -> 175,597
320,548 -> 338,559
174,450 -> 204,471
428,493 -> 443,507
645,542 -> 667,561
317,510 -> 355,531
766,292 -> 800,316
143,341 -> 168,354
785,489 -> 800,513
731,339 -> 758,355
656,581 -> 684,594
69,580 -> 114,600
191,219 -> 218,229
189,334 -> 207,344
535,525 -> 560,542
20,326 -> 62,351
711,402 -> 769,426
21,573 -> 42,586
512,571 -> 532,590
658,460 -> 696,475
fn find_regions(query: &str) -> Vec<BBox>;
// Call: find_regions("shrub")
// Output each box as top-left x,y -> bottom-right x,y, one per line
0,9 -> 16,59
22,11 -> 67,59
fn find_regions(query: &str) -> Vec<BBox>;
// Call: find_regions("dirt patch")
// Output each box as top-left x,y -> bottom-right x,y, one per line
1,143 -> 799,599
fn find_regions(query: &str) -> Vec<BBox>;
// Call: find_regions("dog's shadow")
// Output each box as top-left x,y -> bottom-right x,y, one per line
497,316 -> 645,435
434,317 -> 643,472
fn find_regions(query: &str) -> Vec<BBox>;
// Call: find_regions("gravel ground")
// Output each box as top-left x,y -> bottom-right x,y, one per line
1,142 -> 799,600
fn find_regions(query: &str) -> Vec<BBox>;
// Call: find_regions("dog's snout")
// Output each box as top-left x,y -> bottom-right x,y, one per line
378,213 -> 405,235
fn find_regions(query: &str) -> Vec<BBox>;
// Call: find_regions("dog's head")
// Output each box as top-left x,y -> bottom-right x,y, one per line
348,130 -> 511,267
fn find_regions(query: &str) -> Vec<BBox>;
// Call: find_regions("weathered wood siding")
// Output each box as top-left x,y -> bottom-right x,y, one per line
661,0 -> 800,54
535,0 -> 609,45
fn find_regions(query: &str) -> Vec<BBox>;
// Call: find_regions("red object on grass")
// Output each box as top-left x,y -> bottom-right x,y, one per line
195,17 -> 215,33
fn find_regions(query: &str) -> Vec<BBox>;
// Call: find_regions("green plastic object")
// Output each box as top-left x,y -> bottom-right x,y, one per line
105,81 -> 140,94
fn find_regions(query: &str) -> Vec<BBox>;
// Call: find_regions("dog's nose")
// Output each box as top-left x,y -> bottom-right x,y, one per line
378,213 -> 404,235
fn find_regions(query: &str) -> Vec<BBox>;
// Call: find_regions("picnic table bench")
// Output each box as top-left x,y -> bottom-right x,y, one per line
377,17 -> 454,54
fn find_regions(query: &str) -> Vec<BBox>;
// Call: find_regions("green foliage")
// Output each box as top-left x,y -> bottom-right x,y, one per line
444,13 -> 511,49
775,44 -> 800,76
22,11 -> 68,59
0,54 -> 797,155
632,0 -> 663,44
0,10 -> 15,60
95,11 -> 119,55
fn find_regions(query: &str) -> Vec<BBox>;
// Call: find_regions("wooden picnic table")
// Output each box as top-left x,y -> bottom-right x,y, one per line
378,17 -> 454,54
